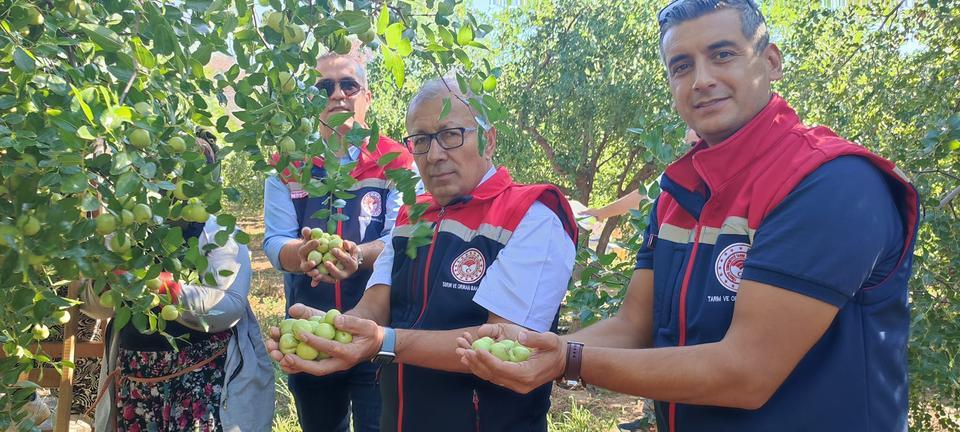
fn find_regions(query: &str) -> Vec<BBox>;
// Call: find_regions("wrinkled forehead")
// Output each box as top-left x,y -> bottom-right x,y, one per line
315,56 -> 367,84
406,94 -> 477,133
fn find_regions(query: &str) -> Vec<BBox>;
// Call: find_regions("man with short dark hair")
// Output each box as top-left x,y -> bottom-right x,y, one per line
457,1 -> 920,431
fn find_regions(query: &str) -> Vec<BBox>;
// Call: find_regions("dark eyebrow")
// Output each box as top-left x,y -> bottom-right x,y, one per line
707,39 -> 741,51
667,53 -> 691,69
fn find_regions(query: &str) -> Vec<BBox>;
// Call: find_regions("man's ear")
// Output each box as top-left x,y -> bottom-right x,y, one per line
765,43 -> 784,82
483,127 -> 497,160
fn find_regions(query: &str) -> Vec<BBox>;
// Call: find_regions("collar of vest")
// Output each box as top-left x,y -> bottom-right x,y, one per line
664,93 -> 799,193
417,166 -> 513,214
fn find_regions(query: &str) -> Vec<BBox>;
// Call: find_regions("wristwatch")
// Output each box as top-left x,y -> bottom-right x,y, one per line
557,341 -> 585,389
371,326 -> 396,366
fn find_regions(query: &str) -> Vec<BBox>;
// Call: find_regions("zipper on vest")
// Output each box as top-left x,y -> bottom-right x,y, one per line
335,208 -> 343,310
669,223 -> 702,432
413,206 -> 445,325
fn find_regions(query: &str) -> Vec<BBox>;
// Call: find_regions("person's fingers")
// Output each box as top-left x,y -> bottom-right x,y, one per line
299,332 -> 350,359
324,260 -> 349,280
460,348 -> 498,382
268,326 -> 281,341
300,227 -> 312,240
517,330 -> 557,350
288,303 -> 323,320
332,314 -> 376,336
475,323 -> 503,340
281,353 -> 349,376
340,240 -> 357,255
314,273 -> 336,285
299,253 -> 318,273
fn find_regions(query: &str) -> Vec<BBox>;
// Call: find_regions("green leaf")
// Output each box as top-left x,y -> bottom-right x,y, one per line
114,308 -> 131,331
216,214 -> 236,228
214,230 -> 229,246
76,126 -> 97,140
79,24 -> 125,52
385,23 -> 405,49
439,98 -> 451,121
383,50 -> 405,88
367,122 -> 380,152
13,47 -> 36,73
234,230 -> 250,245
60,172 -> 88,194
438,27 -> 454,46
377,151 -> 401,167
327,112 -> 354,127
115,171 -> 141,197
234,0 -> 248,17
0,96 -> 17,110
396,39 -> 413,57
456,25 -> 474,46
376,4 -> 390,35
70,86 -> 94,123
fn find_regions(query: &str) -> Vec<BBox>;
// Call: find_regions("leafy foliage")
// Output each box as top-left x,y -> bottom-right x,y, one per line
0,0 -> 497,427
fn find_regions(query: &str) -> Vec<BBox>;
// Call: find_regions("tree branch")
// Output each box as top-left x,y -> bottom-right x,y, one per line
521,123 -> 571,179
832,0 -> 904,75
940,184 -> 960,209
526,8 -> 586,89
118,14 -> 142,105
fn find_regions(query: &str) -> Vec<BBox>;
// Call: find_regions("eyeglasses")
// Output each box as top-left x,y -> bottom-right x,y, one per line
314,78 -> 364,97
403,127 -> 478,155
657,0 -> 761,26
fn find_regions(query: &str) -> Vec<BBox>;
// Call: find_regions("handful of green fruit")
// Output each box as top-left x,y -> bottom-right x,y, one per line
471,337 -> 532,362
277,308 -> 352,361
307,228 -> 346,275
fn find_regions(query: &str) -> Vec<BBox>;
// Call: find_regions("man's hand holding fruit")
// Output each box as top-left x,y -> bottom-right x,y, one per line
295,227 -> 361,286
266,303 -> 383,376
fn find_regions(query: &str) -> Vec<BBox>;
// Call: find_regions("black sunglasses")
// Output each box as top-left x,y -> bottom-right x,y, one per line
403,127 -> 478,155
314,78 -> 364,97
657,0 -> 761,26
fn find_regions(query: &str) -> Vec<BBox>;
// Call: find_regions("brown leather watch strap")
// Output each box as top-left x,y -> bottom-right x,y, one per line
562,341 -> 585,383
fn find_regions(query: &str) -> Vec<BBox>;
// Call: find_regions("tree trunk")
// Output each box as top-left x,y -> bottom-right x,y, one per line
595,214 -> 621,255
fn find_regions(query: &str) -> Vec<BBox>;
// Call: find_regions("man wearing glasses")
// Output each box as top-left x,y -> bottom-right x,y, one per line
263,51 -> 413,431
455,1 -> 919,431
266,77 -> 579,431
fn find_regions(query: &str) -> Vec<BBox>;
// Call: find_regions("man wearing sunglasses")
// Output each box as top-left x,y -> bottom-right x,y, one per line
266,78 -> 579,431
263,52 -> 413,432
455,1 -> 919,431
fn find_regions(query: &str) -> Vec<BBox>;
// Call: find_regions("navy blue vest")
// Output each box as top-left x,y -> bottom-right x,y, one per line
280,137 -> 413,313
379,168 -> 578,432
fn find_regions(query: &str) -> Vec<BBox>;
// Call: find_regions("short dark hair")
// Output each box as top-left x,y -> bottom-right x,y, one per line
658,0 -> 770,55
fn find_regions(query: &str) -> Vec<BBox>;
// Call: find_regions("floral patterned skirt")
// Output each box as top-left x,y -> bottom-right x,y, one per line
116,331 -> 231,432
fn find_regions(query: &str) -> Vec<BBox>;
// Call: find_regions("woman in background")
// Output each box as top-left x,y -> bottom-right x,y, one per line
82,132 -> 274,431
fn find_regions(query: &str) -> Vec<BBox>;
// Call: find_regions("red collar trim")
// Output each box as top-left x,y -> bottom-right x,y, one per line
665,94 -> 801,192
